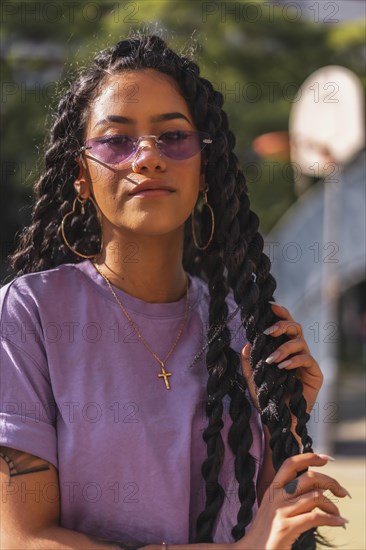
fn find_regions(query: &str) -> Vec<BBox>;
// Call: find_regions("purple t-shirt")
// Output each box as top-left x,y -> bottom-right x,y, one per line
0,260 -> 264,544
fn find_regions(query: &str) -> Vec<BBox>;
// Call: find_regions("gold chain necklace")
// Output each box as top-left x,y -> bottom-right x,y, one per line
92,262 -> 190,390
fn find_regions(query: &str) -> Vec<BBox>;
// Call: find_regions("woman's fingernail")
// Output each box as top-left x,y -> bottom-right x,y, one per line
268,301 -> 282,307
338,516 -> 349,524
317,454 -> 336,462
265,351 -> 280,364
342,488 -> 352,499
278,360 -> 292,369
263,324 -> 279,335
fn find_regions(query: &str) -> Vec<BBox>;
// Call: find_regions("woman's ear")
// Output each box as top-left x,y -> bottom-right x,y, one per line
73,161 -> 91,199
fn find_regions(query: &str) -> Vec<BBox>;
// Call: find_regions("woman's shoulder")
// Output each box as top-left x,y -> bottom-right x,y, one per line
0,261 -> 88,313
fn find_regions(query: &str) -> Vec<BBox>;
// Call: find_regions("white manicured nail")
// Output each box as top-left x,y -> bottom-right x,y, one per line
265,351 -> 280,364
278,360 -> 292,369
317,453 -> 336,462
263,324 -> 279,335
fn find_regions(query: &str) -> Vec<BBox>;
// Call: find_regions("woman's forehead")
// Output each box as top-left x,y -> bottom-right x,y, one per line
88,69 -> 192,124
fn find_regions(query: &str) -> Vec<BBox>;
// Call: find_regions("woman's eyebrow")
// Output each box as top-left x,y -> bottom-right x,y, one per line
93,112 -> 192,129
93,115 -> 130,129
151,112 -> 192,124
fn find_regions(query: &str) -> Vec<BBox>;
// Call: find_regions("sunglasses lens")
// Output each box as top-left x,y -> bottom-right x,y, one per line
159,131 -> 203,160
85,136 -> 135,164
84,132 -> 211,164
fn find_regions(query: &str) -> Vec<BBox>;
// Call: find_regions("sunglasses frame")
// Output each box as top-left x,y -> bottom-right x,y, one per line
76,130 -> 213,165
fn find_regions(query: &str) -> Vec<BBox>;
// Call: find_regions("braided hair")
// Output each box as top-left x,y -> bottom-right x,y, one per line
8,32 -> 315,547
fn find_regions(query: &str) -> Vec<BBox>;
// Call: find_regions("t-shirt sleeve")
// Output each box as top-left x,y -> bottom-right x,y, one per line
0,280 -> 58,468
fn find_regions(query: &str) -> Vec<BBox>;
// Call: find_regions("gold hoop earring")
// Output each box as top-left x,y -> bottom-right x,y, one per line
191,186 -> 215,250
61,194 -> 102,259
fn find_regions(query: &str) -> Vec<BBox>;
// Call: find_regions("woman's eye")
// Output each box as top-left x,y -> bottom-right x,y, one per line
98,135 -> 132,145
161,131 -> 190,141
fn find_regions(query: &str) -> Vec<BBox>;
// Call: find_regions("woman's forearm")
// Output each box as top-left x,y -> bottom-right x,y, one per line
3,524 -> 232,550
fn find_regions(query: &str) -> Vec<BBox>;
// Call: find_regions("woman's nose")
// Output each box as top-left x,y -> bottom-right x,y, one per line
131,138 -> 166,172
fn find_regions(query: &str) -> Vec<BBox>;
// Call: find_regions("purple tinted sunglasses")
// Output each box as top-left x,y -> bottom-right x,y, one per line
78,130 -> 212,165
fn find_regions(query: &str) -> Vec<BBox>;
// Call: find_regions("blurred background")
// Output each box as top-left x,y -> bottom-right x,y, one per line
1,1 -> 365,547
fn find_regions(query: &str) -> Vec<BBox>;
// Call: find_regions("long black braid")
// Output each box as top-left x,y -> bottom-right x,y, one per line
7,32 -> 315,548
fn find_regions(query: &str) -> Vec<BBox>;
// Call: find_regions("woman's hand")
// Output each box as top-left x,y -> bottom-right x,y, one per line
241,302 -> 323,414
233,453 -> 350,550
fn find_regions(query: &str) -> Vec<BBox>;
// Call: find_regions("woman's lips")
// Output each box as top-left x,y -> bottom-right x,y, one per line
130,189 -> 175,197
129,179 -> 176,196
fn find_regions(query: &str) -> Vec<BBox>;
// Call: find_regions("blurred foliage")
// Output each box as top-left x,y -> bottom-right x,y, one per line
1,0 -> 365,275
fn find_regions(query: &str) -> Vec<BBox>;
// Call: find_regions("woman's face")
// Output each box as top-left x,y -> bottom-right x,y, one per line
76,69 -> 204,240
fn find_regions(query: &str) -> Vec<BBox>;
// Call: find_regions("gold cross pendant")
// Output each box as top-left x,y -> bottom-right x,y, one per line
158,364 -> 172,390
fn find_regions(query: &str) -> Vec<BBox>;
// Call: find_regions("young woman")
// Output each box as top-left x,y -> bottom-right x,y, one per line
0,33 -> 349,549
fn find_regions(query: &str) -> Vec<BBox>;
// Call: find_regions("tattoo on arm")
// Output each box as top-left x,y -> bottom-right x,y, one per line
1,448 -> 147,550
0,446 -> 50,477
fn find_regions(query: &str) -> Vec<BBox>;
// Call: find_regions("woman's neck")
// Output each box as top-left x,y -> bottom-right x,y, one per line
93,233 -> 188,303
